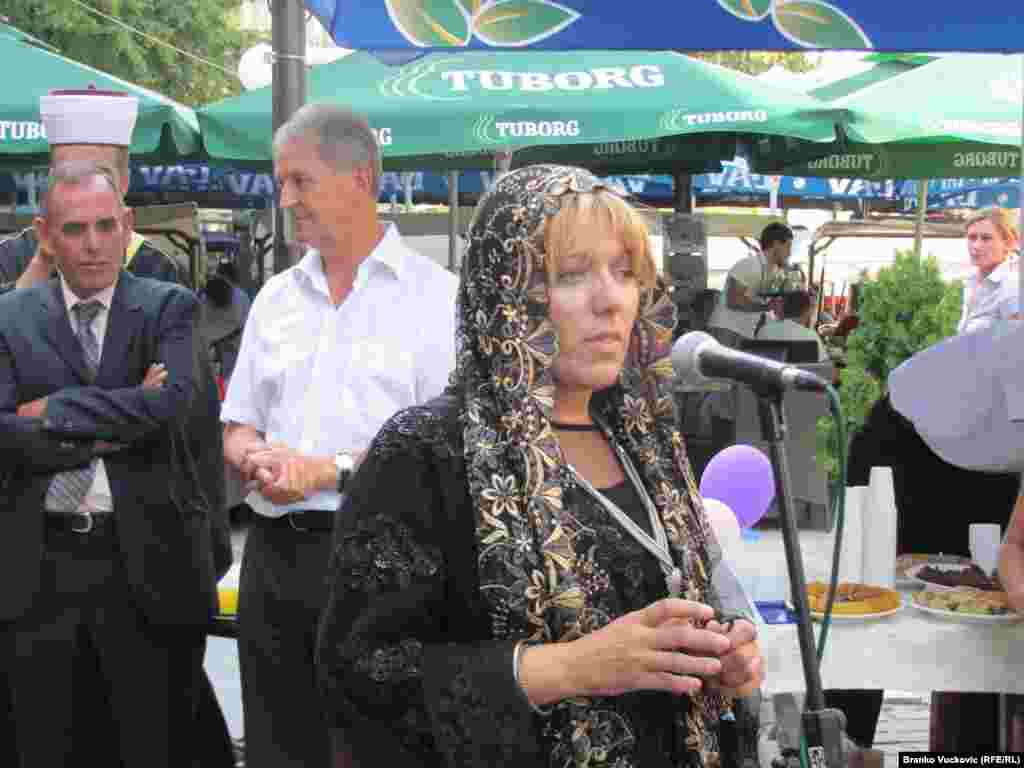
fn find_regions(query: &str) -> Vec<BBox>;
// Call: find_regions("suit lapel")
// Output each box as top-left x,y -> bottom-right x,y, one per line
40,279 -> 92,384
96,273 -> 144,388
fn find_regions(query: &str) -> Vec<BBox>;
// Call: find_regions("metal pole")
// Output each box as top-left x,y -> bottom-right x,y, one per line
272,0 -> 307,275
448,171 -> 459,273
913,178 -> 928,260
1018,55 -> 1023,307
673,173 -> 693,213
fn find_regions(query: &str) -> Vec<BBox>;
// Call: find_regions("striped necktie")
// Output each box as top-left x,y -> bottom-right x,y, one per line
44,301 -> 103,512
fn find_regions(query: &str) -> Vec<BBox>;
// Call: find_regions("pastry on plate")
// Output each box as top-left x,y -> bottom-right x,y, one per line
807,581 -> 901,615
912,589 -> 1011,616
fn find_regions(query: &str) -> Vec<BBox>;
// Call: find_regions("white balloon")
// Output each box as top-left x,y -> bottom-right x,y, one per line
702,497 -> 742,553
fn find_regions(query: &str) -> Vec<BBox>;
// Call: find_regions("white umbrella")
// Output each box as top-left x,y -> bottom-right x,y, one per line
888,321 -> 1024,473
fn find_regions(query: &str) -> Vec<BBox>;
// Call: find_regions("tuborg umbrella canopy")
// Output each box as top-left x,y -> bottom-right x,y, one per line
758,53 -> 1023,180
0,29 -> 202,167
198,49 -> 846,174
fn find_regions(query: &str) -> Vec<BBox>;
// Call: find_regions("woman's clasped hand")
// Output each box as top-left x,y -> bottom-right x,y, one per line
518,599 -> 761,706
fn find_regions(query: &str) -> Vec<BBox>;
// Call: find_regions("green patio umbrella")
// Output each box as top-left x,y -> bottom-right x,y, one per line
0,30 -> 201,167
198,50 -> 846,174
760,54 -> 1023,180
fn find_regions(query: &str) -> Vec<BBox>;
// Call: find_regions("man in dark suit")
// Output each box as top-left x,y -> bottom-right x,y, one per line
0,162 -> 219,767
0,88 -> 234,767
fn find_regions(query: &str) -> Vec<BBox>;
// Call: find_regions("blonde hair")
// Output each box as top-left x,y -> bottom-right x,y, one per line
543,190 -> 658,288
965,206 -> 1019,246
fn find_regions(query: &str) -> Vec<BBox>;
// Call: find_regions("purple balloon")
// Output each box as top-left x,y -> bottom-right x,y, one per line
699,445 -> 776,528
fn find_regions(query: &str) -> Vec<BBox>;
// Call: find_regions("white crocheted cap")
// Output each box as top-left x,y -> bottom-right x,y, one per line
40,86 -> 139,147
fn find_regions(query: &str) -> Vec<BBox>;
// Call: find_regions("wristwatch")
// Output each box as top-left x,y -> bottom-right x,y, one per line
334,450 -> 355,493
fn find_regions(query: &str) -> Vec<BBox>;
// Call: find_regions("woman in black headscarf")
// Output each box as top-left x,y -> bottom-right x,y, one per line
315,165 -> 762,767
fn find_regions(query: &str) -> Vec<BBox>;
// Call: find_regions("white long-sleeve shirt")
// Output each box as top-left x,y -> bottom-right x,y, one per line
222,224 -> 458,517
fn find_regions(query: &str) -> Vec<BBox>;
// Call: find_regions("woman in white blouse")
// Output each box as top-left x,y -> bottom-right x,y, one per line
958,207 -> 1019,334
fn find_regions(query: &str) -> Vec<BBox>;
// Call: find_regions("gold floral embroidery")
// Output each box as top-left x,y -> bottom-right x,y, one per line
622,394 -> 652,435
481,474 -> 521,518
455,165 -> 723,763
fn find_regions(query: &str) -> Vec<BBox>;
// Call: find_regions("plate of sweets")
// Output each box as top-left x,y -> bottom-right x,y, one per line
906,562 -> 1002,592
910,589 -> 1023,623
895,553 -> 969,589
805,581 -> 902,622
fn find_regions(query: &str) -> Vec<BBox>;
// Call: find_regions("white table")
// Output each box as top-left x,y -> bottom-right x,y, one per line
760,590 -> 1024,694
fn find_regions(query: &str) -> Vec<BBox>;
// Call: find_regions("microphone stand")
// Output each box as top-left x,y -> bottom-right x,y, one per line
753,390 -> 847,768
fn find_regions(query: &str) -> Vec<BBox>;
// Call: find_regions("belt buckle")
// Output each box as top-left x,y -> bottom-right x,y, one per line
71,511 -> 94,534
287,512 -> 308,533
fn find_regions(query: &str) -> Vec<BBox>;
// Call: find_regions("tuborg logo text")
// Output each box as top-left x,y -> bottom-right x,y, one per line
0,121 -> 46,142
953,150 -> 1020,170
659,108 -> 767,133
382,59 -> 665,102
807,153 -> 878,173
473,114 -> 580,144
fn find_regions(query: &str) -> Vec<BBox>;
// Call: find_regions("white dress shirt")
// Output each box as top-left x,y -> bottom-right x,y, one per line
222,224 -> 458,517
60,275 -> 118,513
708,252 -> 776,339
958,259 -> 1019,335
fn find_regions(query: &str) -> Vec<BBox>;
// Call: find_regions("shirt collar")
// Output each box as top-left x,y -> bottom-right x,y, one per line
294,222 -> 405,292
60,273 -> 118,314
980,259 -> 1012,285
370,222 -> 405,280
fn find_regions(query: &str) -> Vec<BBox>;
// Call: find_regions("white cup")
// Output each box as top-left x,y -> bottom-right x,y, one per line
969,523 -> 1002,577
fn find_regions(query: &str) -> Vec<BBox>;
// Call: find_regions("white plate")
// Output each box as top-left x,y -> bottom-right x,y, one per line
810,605 -> 902,622
909,598 -> 1024,624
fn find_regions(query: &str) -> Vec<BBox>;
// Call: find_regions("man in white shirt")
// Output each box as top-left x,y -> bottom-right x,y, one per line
958,207 -> 1020,335
708,222 -> 793,342
221,104 -> 458,768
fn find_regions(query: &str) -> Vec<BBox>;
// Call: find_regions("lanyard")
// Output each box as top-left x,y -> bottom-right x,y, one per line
125,232 -> 145,268
568,433 -> 684,598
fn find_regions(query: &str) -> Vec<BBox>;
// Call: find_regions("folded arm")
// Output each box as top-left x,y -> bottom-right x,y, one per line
41,291 -> 201,443
0,328 -> 94,472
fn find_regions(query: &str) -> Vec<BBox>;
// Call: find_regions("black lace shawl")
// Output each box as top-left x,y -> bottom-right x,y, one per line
317,396 -> 732,768
317,165 -> 730,768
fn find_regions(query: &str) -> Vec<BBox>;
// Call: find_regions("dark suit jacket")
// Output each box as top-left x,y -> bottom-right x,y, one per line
0,272 -> 218,627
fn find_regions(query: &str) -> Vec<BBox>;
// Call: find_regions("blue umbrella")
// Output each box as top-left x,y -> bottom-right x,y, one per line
305,1 -> 1024,53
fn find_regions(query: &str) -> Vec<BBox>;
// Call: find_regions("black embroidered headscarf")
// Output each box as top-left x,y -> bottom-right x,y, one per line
449,164 -> 725,764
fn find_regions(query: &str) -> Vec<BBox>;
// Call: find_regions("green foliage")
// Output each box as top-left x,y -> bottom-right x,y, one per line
815,250 -> 963,479
5,0 -> 260,106
689,51 -> 818,76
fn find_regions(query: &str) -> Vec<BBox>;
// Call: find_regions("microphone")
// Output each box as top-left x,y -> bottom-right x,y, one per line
671,331 -> 829,395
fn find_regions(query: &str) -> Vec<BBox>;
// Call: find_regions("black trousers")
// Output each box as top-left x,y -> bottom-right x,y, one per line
64,659 -> 236,768
0,631 -> 14,764
238,517 -> 335,768
7,523 -> 207,768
